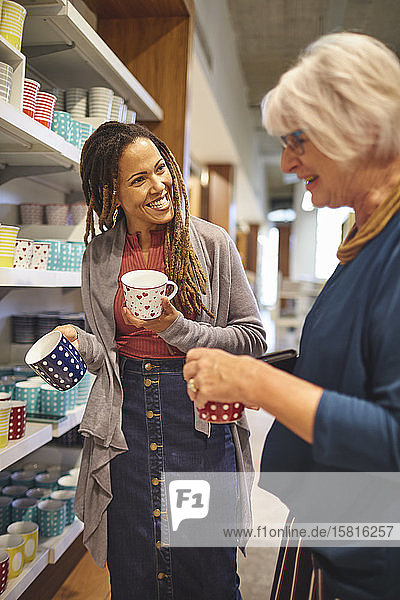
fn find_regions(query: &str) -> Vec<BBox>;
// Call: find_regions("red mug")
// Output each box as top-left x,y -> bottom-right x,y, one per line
197,401 -> 244,423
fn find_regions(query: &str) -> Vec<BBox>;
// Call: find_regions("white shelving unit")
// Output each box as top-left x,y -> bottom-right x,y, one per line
20,0 -> 163,122
51,404 -> 86,438
0,35 -> 24,110
0,422 -> 52,470
0,267 -> 81,288
3,518 -> 83,599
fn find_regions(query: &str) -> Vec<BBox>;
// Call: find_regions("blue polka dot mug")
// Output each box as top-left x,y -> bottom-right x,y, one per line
25,330 -> 86,391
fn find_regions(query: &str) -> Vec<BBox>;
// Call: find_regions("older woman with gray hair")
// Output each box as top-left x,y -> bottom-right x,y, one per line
184,32 -> 400,599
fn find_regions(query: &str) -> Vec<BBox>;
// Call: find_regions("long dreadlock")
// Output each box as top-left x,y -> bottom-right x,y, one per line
80,121 -> 213,318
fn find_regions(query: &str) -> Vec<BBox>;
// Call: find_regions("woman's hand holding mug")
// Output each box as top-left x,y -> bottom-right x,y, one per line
54,325 -> 79,350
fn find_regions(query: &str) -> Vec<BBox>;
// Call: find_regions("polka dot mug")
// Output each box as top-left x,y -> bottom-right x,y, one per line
25,330 -> 87,391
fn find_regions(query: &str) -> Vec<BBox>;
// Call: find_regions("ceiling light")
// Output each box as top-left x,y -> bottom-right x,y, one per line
301,190 -> 314,212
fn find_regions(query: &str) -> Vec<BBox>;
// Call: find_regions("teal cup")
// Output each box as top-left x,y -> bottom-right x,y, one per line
14,380 -> 41,413
11,498 -> 38,522
34,473 -> 59,491
10,471 -> 35,488
66,241 -> 85,272
69,119 -> 81,147
26,488 -> 52,501
1,486 -> 28,499
39,384 -> 68,416
66,387 -> 76,410
38,499 -> 66,537
0,497 -> 12,534
78,121 -> 93,149
57,475 -> 77,491
76,372 -> 91,405
51,110 -> 71,141
57,241 -> 71,271
50,490 -> 75,525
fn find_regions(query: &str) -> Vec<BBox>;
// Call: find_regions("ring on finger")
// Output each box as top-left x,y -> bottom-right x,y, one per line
188,378 -> 199,393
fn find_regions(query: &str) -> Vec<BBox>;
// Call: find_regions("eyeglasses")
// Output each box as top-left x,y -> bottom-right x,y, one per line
280,129 -> 306,156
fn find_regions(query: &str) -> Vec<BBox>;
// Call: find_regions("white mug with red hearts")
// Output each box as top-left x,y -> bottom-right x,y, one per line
13,239 -> 33,269
30,241 -> 50,270
121,270 -> 178,320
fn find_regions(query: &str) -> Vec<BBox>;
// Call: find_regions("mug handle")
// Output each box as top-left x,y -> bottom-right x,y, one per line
166,281 -> 178,301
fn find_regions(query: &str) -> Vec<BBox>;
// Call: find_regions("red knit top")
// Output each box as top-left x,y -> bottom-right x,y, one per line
114,229 -> 185,359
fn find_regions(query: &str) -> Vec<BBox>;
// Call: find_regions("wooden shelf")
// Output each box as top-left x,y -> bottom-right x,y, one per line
0,422 -> 52,471
0,267 -> 81,288
51,404 -> 85,438
20,0 -> 163,121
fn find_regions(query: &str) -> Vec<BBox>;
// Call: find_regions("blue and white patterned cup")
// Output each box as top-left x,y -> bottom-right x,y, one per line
25,330 -> 87,391
76,372 -> 91,405
67,241 -> 85,272
66,387 -> 77,411
14,380 -> 41,412
39,384 -> 68,416
69,119 -> 81,147
50,490 -> 75,525
0,497 -> 12,534
56,241 -> 71,271
11,498 -> 38,522
38,499 -> 66,537
34,473 -> 59,491
1,486 -> 28,499
10,472 -> 35,488
57,475 -> 77,491
51,110 -> 71,141
26,488 -> 52,501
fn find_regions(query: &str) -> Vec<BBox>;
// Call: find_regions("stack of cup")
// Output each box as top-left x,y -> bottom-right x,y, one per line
120,103 -> 127,123
69,120 -> 81,147
37,500 -> 66,537
14,378 -> 41,413
43,88 -> 65,111
34,91 -> 57,128
78,121 -> 93,149
34,473 -> 59,491
51,110 -> 71,142
7,521 -> 38,564
70,203 -> 87,225
57,241 -> 71,271
0,550 -> 8,594
39,384 -> 68,416
126,109 -> 136,124
0,62 -> 13,103
30,241 -> 49,270
65,87 -> 87,118
45,204 -> 69,225
0,534 -> 23,578
10,471 -> 35,488
88,86 -> 113,120
0,0 -> 27,51
12,239 -> 33,269
0,225 -> 19,268
50,490 -> 75,525
11,498 -> 37,522
67,241 -> 85,271
110,95 -> 124,121
76,371 -> 91,405
20,203 -> 44,224
22,79 -> 40,118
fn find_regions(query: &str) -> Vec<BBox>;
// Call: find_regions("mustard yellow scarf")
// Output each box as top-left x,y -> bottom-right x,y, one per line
337,185 -> 400,264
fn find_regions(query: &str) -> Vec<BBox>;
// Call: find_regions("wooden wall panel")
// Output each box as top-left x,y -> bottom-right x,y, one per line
204,165 -> 234,233
97,16 -> 192,171
84,0 -> 192,18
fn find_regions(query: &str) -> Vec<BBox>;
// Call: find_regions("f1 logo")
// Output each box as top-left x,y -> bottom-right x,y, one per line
169,480 -> 210,531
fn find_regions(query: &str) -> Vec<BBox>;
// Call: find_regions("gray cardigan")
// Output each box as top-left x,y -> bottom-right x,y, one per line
74,216 -> 268,567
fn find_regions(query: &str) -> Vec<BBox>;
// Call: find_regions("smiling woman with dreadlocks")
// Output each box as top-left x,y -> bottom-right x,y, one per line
56,122 -> 267,600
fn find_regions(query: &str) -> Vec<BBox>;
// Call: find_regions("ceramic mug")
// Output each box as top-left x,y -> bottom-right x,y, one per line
25,330 -> 87,391
197,401 -> 245,424
0,534 -> 24,578
0,549 -> 8,594
121,270 -> 178,320
50,490 -> 75,525
7,521 -> 38,563
37,499 -> 66,537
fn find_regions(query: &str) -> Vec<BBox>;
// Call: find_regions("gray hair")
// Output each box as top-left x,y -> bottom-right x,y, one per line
262,32 -> 400,164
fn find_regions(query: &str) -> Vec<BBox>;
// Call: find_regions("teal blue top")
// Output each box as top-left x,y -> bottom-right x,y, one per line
261,211 -> 400,599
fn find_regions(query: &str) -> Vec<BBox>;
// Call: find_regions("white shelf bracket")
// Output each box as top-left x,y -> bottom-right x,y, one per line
22,42 -> 76,59
0,164 -> 73,185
